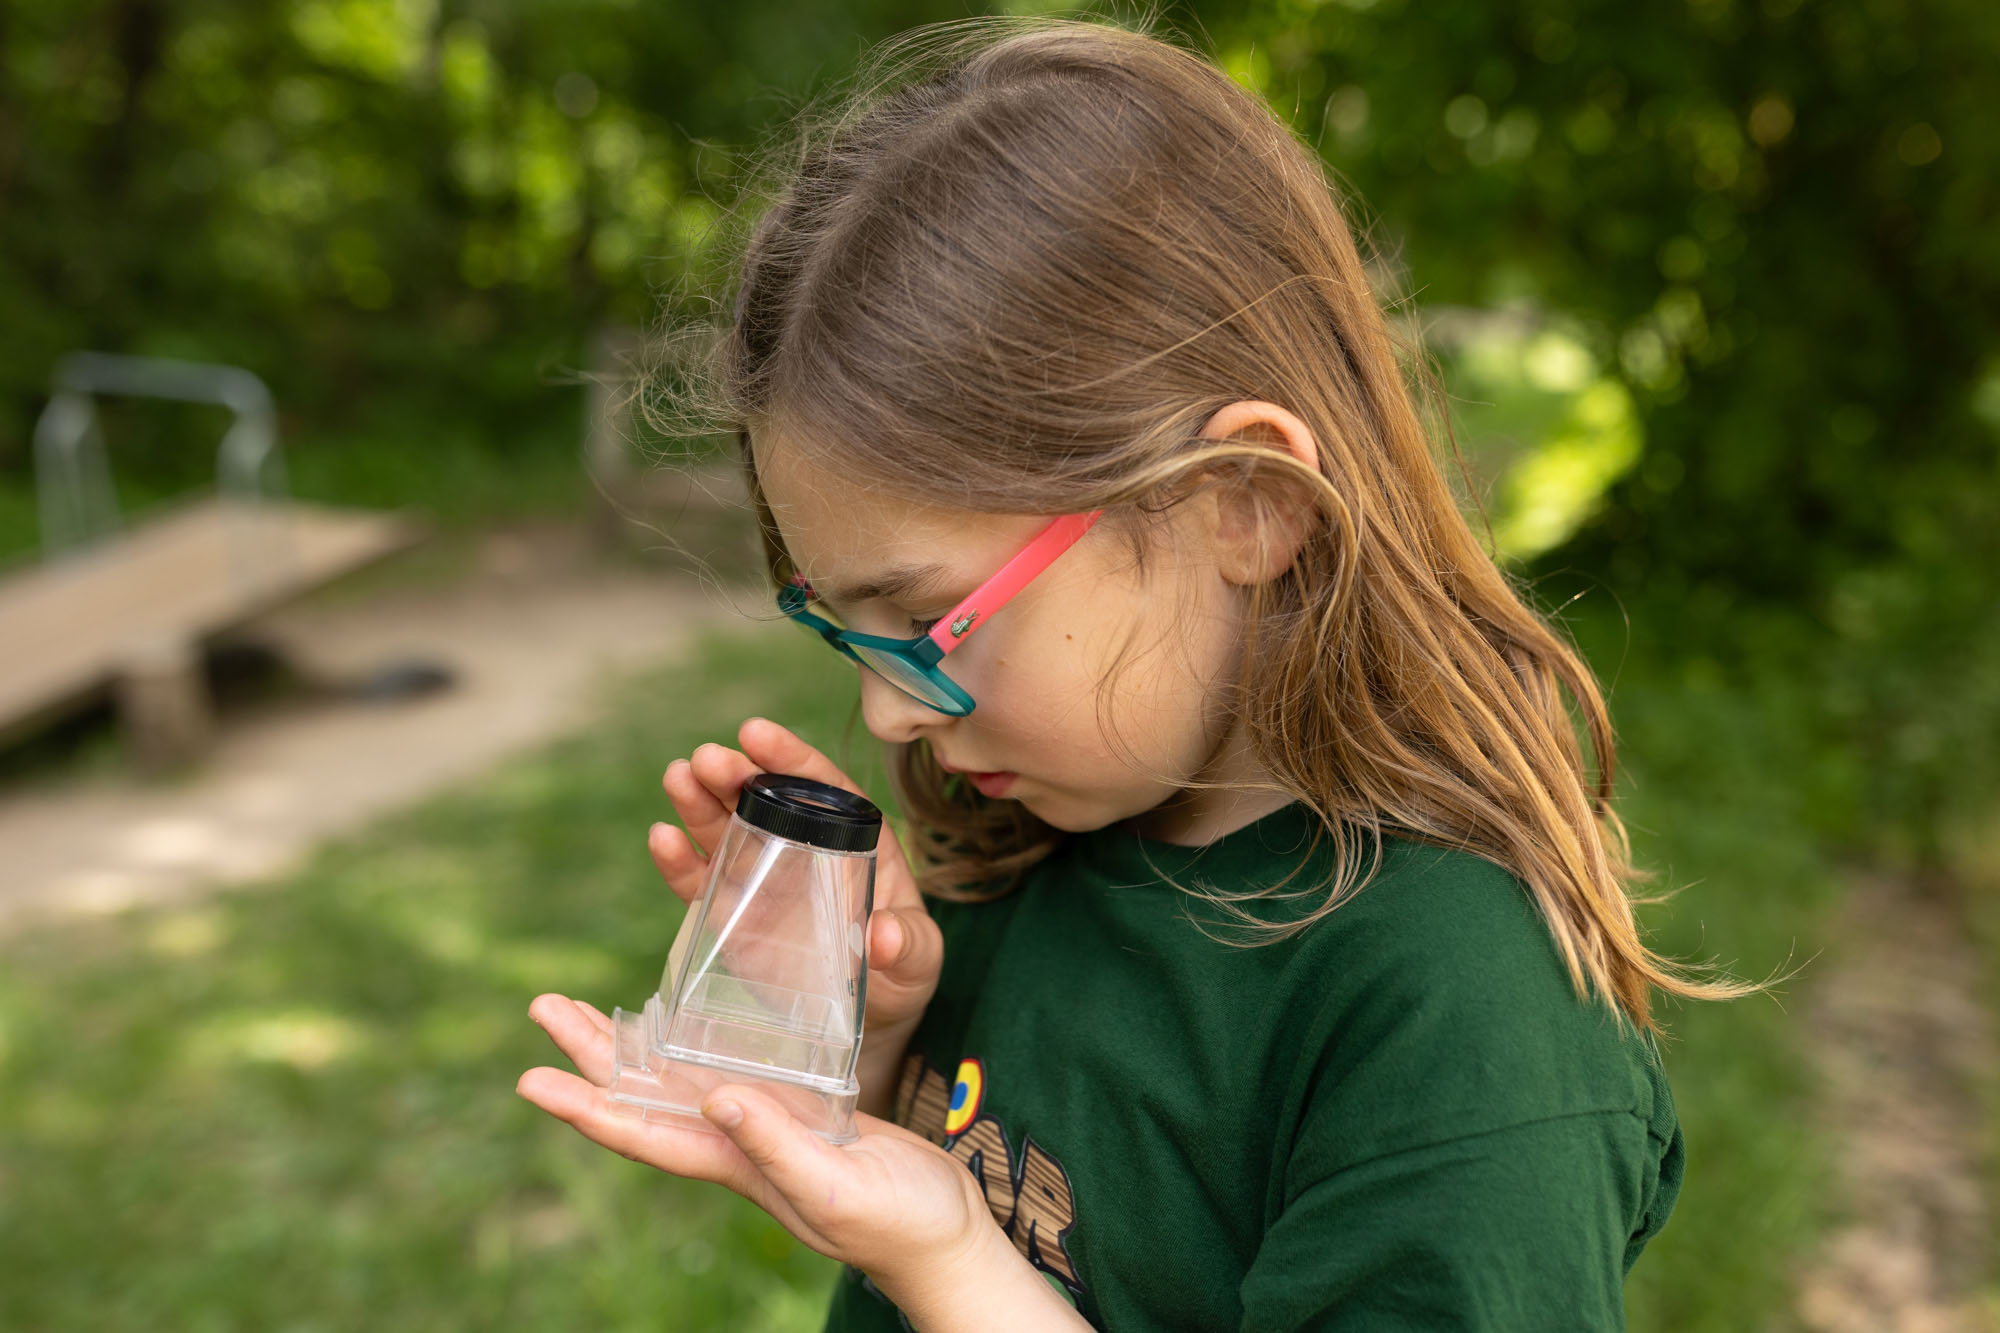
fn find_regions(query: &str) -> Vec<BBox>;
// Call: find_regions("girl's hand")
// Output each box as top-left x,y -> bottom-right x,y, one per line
648,718 -> 942,1096
518,994 -> 996,1297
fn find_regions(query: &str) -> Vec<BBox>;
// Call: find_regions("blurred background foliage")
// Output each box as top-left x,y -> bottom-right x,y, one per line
2,0 -> 1997,1329
3,0 -> 1993,863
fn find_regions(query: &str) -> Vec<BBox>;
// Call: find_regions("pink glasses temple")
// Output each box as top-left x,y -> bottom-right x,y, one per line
926,511 -> 1103,655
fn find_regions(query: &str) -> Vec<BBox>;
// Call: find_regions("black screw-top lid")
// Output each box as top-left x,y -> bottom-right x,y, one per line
734,773 -> 882,853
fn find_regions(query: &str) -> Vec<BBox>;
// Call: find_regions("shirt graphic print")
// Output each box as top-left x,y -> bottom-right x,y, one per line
875,1051 -> 1088,1311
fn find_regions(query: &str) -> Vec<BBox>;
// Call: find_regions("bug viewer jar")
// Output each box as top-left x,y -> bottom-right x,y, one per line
607,773 -> 879,1143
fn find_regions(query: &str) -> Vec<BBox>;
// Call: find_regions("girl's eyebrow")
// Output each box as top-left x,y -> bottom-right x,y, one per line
811,562 -> 957,606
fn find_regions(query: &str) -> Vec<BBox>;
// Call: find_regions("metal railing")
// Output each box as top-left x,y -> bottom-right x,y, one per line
31,352 -> 293,589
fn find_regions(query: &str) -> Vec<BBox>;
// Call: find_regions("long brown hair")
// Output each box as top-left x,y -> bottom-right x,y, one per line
691,16 -> 1745,1031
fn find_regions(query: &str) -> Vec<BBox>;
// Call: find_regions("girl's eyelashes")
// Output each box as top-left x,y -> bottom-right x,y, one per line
824,597 -> 944,638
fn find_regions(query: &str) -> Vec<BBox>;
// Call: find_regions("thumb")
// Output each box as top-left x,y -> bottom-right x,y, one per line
870,906 -> 943,990
701,1083 -> 845,1206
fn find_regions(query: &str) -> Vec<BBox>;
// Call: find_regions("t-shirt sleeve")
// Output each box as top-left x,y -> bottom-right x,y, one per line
1237,1110 -> 1661,1332
1233,847 -> 1679,1331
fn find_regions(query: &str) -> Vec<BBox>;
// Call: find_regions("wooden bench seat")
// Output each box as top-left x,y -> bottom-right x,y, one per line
0,497 -> 420,762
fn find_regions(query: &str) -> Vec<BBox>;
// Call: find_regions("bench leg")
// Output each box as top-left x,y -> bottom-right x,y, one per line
116,635 -> 213,769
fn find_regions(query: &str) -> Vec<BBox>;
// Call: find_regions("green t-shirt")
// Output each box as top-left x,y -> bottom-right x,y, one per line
823,804 -> 1681,1331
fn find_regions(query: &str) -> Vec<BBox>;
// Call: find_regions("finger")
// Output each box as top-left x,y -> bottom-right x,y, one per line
528,992 -> 616,1086
736,718 -> 868,798
686,741 -> 766,819
647,820 -> 709,905
701,1083 -> 851,1217
516,1066 -> 753,1185
517,1068 -> 822,1242
737,719 -> 915,876
662,756 -> 739,853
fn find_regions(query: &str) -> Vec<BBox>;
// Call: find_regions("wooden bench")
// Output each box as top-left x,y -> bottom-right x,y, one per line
0,496 -> 420,765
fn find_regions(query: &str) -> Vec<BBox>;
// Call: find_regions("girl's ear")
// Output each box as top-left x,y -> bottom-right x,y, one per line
1195,400 -> 1322,587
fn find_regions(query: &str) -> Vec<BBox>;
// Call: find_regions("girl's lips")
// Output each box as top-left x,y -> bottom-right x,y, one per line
968,771 -> 1017,799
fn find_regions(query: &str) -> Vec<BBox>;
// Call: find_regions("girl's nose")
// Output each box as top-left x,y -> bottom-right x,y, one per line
857,666 -> 944,745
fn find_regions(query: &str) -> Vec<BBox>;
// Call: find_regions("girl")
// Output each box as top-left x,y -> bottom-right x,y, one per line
520,17 -> 1736,1330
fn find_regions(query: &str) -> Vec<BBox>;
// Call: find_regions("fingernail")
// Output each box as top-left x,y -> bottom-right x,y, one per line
705,1099 -> 743,1130
879,916 -> 903,960
649,821 -> 668,838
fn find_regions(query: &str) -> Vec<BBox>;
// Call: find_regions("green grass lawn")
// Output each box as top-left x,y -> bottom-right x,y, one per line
1585,609 -> 1840,1333
0,622 -> 867,1332
0,601 -> 1847,1330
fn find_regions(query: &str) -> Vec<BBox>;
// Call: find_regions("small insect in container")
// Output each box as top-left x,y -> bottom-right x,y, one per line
608,773 -> 879,1143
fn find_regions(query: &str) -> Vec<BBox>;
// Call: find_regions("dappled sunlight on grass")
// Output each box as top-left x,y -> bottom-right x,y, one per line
184,1008 -> 371,1070
0,625 -> 857,1331
143,905 -> 232,959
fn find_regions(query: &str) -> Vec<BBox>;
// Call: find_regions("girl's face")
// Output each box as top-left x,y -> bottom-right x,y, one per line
754,438 -> 1276,843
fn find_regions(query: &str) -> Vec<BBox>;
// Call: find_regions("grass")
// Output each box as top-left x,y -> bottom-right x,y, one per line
0,575 -> 1902,1331
0,622 -> 876,1332
1583,606 -> 1842,1333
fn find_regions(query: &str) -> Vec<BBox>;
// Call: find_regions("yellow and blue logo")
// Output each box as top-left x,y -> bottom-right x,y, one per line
943,1057 -> 985,1137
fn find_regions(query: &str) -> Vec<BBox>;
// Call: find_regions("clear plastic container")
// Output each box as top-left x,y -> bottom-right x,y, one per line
608,773 -> 879,1143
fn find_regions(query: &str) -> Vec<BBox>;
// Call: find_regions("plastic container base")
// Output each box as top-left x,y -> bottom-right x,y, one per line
606,995 -> 860,1144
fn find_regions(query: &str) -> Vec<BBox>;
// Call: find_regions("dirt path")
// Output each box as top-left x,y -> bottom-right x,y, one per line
1794,872 -> 1999,1332
0,520 -> 761,932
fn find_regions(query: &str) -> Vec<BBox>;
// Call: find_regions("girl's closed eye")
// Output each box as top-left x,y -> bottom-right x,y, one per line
826,597 -> 943,639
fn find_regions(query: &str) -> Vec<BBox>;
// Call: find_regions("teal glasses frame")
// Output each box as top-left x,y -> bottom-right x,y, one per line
776,511 -> 1104,716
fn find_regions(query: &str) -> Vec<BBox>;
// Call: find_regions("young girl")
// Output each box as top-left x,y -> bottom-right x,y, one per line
520,18 -> 1733,1330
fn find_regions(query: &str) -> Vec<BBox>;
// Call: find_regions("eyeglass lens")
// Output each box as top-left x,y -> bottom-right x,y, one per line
848,641 -> 963,712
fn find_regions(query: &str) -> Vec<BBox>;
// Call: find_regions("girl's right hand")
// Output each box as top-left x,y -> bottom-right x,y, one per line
647,717 -> 943,1081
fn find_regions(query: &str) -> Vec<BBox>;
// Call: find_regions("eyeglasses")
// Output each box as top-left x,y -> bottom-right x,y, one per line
777,511 -> 1103,716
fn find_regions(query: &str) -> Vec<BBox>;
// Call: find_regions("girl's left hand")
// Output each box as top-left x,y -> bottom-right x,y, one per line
518,993 -> 993,1286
